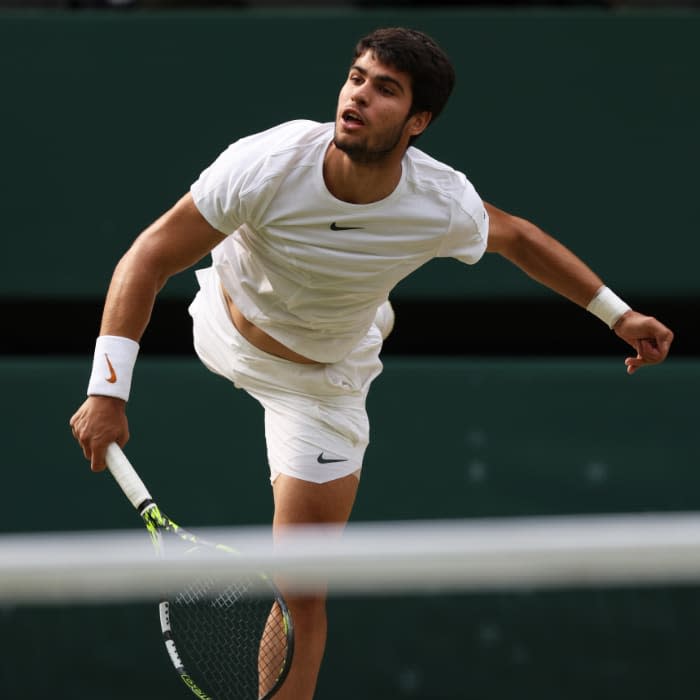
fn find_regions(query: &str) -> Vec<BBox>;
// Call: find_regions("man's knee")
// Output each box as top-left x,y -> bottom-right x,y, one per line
286,594 -> 327,622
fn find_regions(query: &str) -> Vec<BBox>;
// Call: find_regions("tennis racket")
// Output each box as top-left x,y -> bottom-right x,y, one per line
104,442 -> 294,700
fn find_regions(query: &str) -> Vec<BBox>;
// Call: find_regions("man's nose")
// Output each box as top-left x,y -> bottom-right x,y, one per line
351,85 -> 369,106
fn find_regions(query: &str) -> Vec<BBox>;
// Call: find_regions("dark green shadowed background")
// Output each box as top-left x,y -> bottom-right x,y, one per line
1,9 -> 698,301
0,8 -> 698,700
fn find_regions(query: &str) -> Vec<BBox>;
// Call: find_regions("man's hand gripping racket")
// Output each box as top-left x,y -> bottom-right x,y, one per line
105,443 -> 294,700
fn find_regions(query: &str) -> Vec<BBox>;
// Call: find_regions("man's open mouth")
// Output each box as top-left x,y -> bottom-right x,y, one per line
342,109 -> 365,125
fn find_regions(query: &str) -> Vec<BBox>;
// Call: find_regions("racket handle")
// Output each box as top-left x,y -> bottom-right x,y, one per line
105,442 -> 152,510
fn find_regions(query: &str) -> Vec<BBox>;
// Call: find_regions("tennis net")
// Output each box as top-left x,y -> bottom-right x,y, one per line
3,512 -> 700,700
3,511 -> 700,603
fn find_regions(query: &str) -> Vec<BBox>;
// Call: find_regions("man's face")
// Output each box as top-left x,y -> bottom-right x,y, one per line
334,50 -> 418,164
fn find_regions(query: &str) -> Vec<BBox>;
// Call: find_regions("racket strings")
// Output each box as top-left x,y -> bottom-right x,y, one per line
168,576 -> 290,700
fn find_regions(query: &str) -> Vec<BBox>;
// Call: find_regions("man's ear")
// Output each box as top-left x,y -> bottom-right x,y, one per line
407,111 -> 432,138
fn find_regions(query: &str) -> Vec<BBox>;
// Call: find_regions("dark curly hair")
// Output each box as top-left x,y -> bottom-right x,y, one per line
352,27 -> 456,141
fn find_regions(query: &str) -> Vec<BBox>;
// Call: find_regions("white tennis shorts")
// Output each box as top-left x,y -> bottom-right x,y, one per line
188,266 -> 385,484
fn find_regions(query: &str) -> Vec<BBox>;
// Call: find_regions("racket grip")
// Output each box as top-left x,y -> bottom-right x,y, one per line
105,443 -> 152,510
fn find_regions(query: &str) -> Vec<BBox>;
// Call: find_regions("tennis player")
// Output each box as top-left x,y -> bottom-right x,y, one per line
70,27 -> 673,699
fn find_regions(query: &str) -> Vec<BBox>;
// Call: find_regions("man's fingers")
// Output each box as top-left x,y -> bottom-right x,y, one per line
69,396 -> 129,471
617,315 -> 673,373
91,448 -> 108,473
638,338 -> 662,361
625,357 -> 642,375
656,329 -> 674,359
624,336 -> 668,374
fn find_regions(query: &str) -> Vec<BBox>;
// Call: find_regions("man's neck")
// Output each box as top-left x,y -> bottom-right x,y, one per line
323,142 -> 403,204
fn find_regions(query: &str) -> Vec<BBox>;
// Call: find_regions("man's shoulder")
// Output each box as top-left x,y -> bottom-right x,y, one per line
222,120 -> 329,184
406,146 -> 465,185
238,119 -> 330,155
403,147 -> 485,230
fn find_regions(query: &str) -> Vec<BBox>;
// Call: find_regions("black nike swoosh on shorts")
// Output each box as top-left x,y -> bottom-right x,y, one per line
330,222 -> 364,231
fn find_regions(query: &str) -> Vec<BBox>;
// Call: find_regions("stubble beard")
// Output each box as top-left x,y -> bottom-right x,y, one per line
333,120 -> 407,165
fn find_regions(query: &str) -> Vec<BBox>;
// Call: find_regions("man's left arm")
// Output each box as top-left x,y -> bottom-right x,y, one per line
484,202 -> 674,374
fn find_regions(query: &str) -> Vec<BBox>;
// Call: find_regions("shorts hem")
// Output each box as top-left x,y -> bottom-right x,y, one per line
269,463 -> 363,485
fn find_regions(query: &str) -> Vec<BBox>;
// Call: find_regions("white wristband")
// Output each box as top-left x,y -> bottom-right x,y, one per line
87,335 -> 140,402
586,286 -> 631,329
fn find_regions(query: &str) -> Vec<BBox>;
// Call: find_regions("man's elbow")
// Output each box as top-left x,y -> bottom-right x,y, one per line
486,209 -> 537,259
117,232 -> 173,293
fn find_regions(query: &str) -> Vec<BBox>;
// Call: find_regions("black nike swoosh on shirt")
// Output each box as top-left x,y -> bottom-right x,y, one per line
317,453 -> 349,464
330,222 -> 364,231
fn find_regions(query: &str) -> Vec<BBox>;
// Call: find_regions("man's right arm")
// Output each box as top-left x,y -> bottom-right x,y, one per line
69,192 -> 226,471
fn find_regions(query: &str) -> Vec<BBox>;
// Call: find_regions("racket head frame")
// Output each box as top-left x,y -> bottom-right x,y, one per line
104,442 -> 295,699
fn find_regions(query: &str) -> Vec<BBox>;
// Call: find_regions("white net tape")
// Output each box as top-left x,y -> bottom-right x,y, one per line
3,512 -> 700,604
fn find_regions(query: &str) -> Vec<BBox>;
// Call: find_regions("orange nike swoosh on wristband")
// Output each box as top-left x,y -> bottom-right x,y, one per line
104,354 -> 117,383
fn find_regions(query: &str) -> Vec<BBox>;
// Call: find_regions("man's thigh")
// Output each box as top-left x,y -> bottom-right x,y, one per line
271,472 -> 360,536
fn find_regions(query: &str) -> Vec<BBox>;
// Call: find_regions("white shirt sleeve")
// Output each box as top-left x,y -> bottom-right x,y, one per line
190,140 -> 249,234
190,120 -> 320,234
436,179 -> 489,264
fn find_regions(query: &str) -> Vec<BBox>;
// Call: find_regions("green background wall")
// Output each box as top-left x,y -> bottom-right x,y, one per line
1,8 -> 698,700
2,357 -> 697,535
1,9 -> 698,300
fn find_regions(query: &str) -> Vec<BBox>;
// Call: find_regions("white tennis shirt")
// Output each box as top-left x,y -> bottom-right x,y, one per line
190,120 -> 488,363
